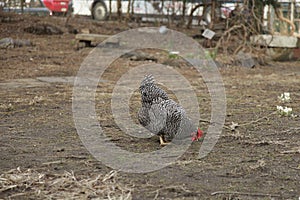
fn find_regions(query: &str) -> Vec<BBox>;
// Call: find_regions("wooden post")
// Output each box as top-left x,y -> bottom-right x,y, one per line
131,0 -> 134,15
209,0 -> 215,30
109,0 -> 112,20
291,0 -> 295,24
126,0 -> 131,22
207,0 -> 216,48
181,0 -> 186,25
117,0 -> 122,21
21,0 -> 24,14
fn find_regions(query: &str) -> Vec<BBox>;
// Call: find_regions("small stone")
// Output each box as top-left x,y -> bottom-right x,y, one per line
235,51 -> 255,68
159,26 -> 168,34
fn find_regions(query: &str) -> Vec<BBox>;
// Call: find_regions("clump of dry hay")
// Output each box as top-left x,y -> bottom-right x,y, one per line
0,167 -> 132,199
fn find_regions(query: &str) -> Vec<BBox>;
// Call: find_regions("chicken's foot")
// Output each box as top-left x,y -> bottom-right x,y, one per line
159,136 -> 169,146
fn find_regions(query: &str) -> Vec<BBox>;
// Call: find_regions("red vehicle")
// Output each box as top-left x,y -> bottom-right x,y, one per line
42,0 -> 72,15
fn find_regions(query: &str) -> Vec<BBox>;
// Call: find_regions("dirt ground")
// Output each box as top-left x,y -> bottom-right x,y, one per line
0,12 -> 300,199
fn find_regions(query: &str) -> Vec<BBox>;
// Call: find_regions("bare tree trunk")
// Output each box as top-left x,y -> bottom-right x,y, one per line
126,0 -> 131,22
181,0 -> 187,25
171,0 -> 175,24
186,4 -> 202,28
209,0 -> 216,29
109,0 -> 112,20
21,0 -> 24,14
117,0 -> 122,21
291,0 -> 295,22
131,0 -> 135,15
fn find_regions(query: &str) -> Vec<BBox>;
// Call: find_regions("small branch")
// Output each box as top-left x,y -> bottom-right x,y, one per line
275,7 -> 295,36
289,165 -> 300,170
238,111 -> 277,127
64,155 -> 88,160
8,192 -> 26,199
199,118 -> 231,130
153,189 -> 160,200
199,118 -> 210,123
211,190 -> 280,197
215,24 -> 243,51
280,148 -> 300,154
42,160 -> 64,165
200,111 -> 276,131
0,185 -> 18,193
233,25 -> 248,55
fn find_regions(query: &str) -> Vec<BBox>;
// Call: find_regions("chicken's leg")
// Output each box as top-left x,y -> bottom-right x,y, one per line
159,136 -> 169,146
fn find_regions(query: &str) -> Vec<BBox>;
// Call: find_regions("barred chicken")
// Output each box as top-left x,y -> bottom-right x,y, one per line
138,75 -> 203,146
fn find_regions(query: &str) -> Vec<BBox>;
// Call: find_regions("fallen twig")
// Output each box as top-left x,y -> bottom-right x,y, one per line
42,160 -> 64,165
280,148 -> 300,154
153,189 -> 160,200
8,192 -> 26,198
211,190 -> 280,197
238,111 -> 277,127
289,165 -> 300,170
244,140 -> 285,146
0,184 -> 18,193
200,111 -> 277,132
225,111 -> 277,132
102,170 -> 117,182
65,155 -> 88,160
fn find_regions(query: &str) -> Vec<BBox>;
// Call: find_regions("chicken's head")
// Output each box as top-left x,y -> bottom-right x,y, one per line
191,128 -> 203,141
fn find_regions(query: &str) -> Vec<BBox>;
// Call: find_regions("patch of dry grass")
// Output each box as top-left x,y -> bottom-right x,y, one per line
0,167 -> 132,199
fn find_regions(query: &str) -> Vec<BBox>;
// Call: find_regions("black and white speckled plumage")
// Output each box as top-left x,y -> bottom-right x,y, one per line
138,75 -> 197,142
139,74 -> 169,104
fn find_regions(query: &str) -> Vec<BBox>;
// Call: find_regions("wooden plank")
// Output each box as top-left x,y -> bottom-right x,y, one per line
75,33 -> 111,42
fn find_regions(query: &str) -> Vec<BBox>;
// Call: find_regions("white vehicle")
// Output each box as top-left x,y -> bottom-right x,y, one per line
72,0 -> 242,24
